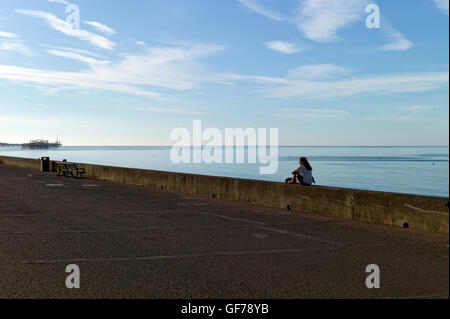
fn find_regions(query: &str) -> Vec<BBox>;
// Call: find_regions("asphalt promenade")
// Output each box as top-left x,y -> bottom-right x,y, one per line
0,165 -> 448,298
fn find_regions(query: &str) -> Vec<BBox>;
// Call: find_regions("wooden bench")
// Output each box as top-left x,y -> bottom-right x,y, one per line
54,161 -> 85,178
54,161 -> 68,177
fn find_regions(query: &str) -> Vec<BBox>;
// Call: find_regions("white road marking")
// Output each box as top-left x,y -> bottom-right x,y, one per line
0,210 -> 189,217
21,248 -> 312,264
21,244 -> 382,265
199,211 -> 336,245
199,212 -> 264,225
0,224 -> 254,235
252,233 -> 269,239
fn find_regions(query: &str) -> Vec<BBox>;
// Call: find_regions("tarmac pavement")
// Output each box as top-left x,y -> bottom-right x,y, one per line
0,165 -> 448,299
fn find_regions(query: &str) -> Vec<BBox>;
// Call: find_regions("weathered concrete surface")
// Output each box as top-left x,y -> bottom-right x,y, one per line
0,155 -> 41,171
0,165 -> 448,299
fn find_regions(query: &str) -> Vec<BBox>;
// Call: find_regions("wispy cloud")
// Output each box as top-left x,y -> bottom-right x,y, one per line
47,0 -> 70,5
126,106 -> 206,116
0,64 -> 161,98
84,21 -> 116,35
0,115 -> 55,126
276,108 -> 350,119
46,49 -> 108,66
236,0 -> 284,22
40,45 -> 105,58
265,41 -> 301,54
0,31 -> 32,55
0,43 -> 228,98
401,105 -> 440,112
15,9 -> 116,50
248,66 -> 449,99
381,22 -> 413,51
296,0 -> 369,42
0,40 -> 32,56
287,64 -> 349,80
0,31 -> 19,39
433,0 -> 449,15
361,114 -> 444,123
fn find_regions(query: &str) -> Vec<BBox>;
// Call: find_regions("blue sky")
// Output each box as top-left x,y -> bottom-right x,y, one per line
0,0 -> 448,146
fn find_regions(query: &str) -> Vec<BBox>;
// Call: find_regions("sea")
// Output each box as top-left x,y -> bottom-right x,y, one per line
0,146 -> 448,197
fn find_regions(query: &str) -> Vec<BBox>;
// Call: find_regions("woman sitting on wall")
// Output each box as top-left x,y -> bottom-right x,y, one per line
286,157 -> 315,186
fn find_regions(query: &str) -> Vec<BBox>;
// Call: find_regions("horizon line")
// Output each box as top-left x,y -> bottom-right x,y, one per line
2,144 -> 448,148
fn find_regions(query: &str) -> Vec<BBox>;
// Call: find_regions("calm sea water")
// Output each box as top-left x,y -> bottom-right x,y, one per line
0,146 -> 448,197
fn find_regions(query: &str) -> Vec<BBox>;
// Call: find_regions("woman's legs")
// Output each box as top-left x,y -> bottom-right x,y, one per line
289,172 -> 303,184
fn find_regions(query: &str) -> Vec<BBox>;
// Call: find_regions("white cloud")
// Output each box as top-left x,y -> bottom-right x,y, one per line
87,44 -> 227,91
381,23 -> 413,51
0,40 -> 31,56
126,106 -> 206,115
381,35 -> 413,51
84,21 -> 116,35
15,9 -> 116,50
40,45 -> 105,58
248,67 -> 449,99
0,115 -> 55,126
276,108 -> 350,119
0,30 -> 31,55
0,64 -> 161,98
265,41 -> 301,54
47,0 -> 70,5
279,0 -> 413,51
287,64 -> 348,80
136,41 -> 146,46
0,43 -> 228,98
236,0 -> 284,22
46,49 -> 108,66
0,32 -> 32,56
401,105 -> 440,112
433,0 -> 449,15
0,31 -> 18,39
296,0 -> 368,42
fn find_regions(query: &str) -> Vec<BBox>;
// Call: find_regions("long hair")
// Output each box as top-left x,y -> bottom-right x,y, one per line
300,157 -> 312,171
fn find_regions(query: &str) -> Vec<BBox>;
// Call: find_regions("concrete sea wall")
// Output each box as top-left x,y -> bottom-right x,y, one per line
1,155 -> 448,234
0,155 -> 42,171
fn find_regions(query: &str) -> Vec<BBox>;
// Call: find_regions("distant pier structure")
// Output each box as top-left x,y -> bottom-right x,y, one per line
21,139 -> 62,150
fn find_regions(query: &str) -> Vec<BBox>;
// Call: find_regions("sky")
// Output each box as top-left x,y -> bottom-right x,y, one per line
0,0 -> 448,146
